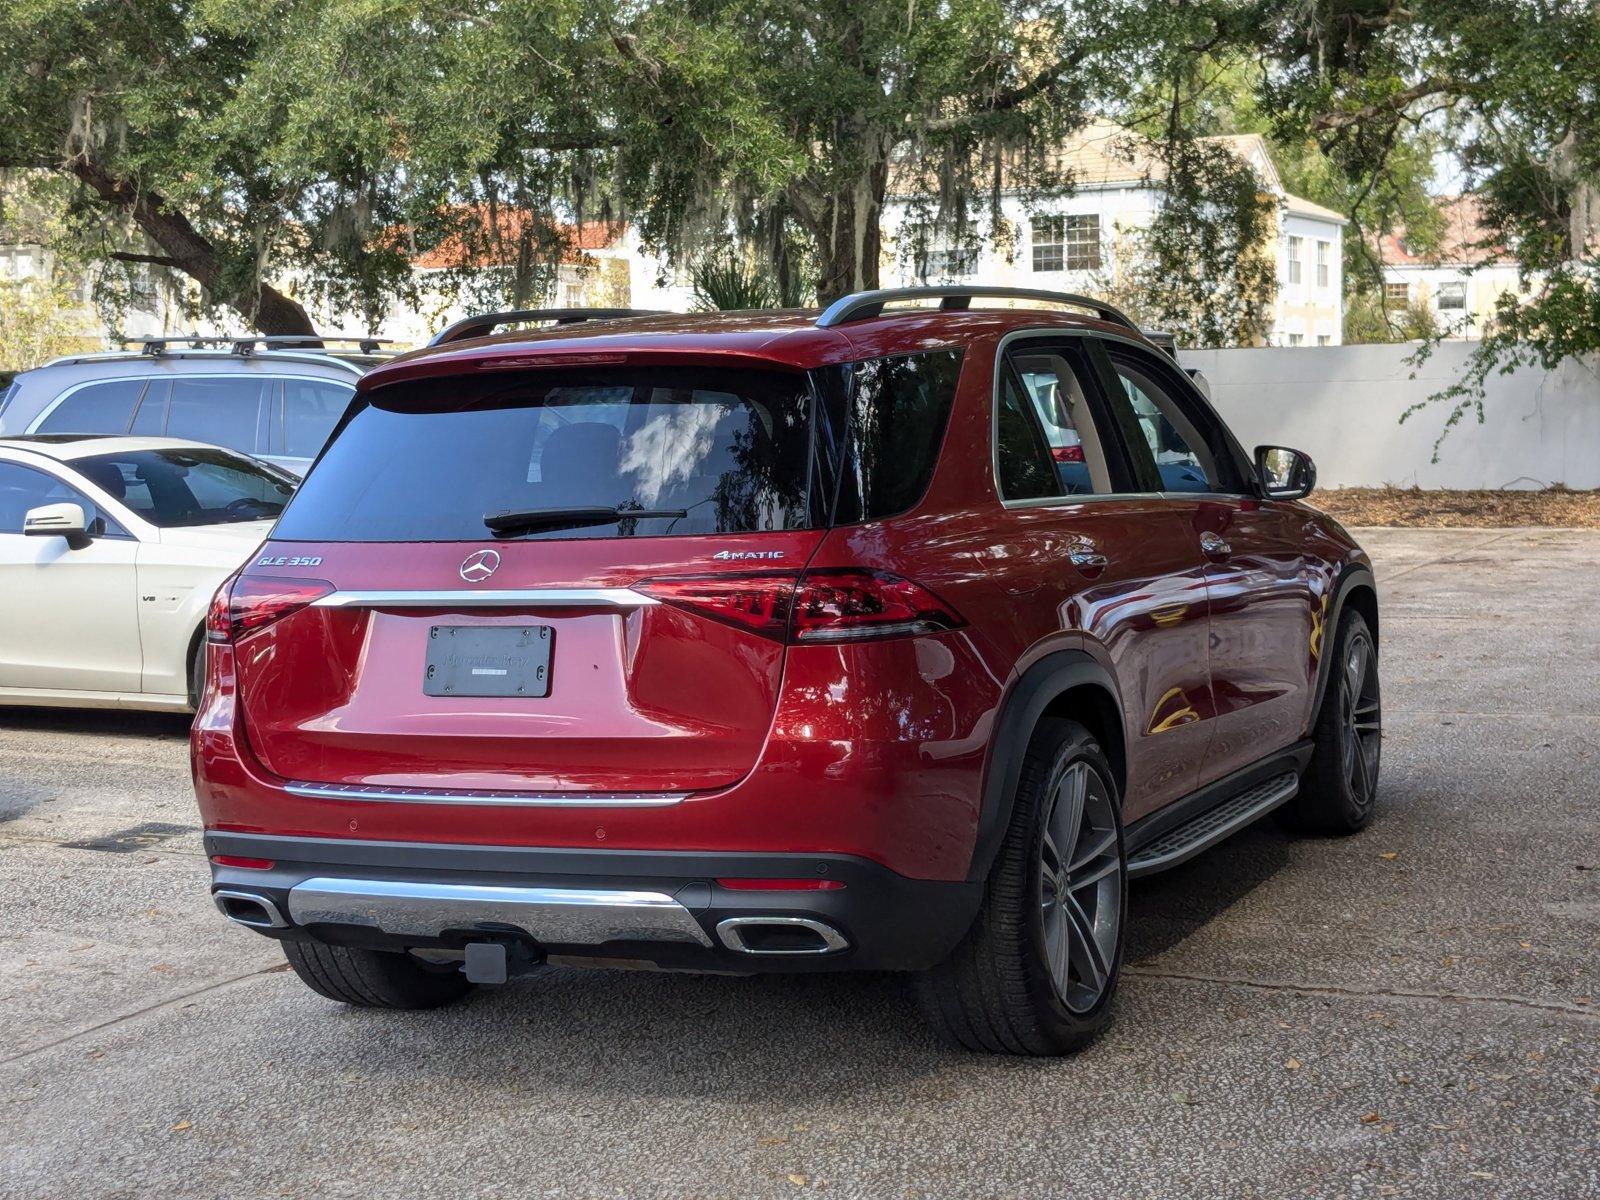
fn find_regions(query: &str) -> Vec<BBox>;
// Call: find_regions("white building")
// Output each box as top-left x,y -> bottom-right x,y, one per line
881,120 -> 1347,347
1378,195 -> 1526,339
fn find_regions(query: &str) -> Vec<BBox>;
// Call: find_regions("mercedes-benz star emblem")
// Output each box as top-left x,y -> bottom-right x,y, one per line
459,549 -> 501,583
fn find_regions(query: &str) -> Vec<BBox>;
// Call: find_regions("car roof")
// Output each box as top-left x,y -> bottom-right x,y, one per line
363,305 -> 1151,391
0,434 -> 244,463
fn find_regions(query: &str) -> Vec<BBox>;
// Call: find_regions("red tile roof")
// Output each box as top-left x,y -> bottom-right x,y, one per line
1378,195 -> 1510,266
411,211 -> 626,270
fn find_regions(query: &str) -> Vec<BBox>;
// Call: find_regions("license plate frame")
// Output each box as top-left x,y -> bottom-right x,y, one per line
423,625 -> 553,698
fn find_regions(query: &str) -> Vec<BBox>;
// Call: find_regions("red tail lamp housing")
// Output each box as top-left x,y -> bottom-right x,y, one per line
639,569 -> 962,644
208,574 -> 335,644
1051,444 -> 1085,463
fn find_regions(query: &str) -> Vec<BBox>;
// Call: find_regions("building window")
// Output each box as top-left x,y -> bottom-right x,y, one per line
1384,282 -> 1410,305
915,245 -> 978,281
1316,241 -> 1330,287
1031,215 -> 1101,272
1316,335 -> 1331,346
1287,333 -> 1304,347
1437,281 -> 1466,310
1287,236 -> 1303,284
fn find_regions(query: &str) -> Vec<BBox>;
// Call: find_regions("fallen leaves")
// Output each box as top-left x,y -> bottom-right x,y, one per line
170,1120 -> 192,1133
1284,1058 -> 1302,1070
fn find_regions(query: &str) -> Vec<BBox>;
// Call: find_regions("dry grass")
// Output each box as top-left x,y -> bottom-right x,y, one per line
1309,487 -> 1600,529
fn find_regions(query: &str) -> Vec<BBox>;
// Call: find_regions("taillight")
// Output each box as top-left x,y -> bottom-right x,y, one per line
1051,444 -> 1085,463
639,569 -> 961,644
791,569 -> 962,642
636,574 -> 797,638
209,575 -> 335,643
205,572 -> 239,643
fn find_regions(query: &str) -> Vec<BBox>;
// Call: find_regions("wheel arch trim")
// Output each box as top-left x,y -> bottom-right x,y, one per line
1307,562 -> 1378,736
965,649 -> 1125,884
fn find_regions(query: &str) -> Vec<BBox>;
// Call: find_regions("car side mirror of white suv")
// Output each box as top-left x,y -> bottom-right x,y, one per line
23,502 -> 93,550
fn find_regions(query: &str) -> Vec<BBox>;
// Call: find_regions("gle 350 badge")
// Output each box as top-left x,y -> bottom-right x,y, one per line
257,555 -> 324,567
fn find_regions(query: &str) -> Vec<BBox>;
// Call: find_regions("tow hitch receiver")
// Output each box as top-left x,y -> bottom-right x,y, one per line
462,940 -> 541,984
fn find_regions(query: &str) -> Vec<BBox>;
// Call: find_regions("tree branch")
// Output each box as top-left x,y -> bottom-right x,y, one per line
109,251 -> 179,268
64,155 -> 316,335
919,42 -> 1092,134
1311,76 -> 1468,131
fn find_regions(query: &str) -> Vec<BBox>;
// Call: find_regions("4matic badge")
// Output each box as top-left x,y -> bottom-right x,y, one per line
712,550 -> 785,561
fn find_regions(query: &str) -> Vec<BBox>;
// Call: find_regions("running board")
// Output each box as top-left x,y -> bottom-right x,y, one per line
1127,771 -> 1299,878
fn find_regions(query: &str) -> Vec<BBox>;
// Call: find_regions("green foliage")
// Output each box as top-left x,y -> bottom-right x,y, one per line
1249,0 -> 1600,452
0,278 -> 95,370
690,252 -> 780,311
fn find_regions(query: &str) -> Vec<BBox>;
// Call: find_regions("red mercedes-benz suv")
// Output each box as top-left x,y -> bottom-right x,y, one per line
194,288 -> 1381,1054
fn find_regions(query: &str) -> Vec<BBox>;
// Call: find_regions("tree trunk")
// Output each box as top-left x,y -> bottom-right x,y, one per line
798,137 -> 893,305
65,157 -> 316,335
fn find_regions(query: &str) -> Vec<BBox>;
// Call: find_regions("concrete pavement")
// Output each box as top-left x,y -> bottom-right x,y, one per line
1,529 -> 1596,1199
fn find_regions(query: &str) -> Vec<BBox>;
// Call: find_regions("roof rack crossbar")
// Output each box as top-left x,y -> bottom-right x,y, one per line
428,308 -> 666,347
124,334 -> 395,356
815,287 -> 1138,332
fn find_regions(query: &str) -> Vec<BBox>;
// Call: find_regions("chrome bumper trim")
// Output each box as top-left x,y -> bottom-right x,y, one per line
310,588 -> 657,610
287,877 -> 714,947
283,780 -> 686,808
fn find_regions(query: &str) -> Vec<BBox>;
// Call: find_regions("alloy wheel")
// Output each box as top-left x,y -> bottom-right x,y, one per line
1039,760 -> 1123,1014
1340,632 -> 1382,809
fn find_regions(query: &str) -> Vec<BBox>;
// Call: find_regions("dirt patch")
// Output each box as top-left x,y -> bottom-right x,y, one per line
1309,487 -> 1600,528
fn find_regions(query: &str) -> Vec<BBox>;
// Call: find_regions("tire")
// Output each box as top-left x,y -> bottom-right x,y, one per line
282,940 -> 474,1010
186,638 -> 206,713
1279,608 -> 1382,834
915,719 -> 1127,1055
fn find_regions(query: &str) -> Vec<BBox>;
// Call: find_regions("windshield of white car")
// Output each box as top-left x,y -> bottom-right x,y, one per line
74,448 -> 295,527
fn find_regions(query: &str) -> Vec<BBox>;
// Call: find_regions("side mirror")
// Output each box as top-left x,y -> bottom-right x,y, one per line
1255,446 -> 1317,501
23,502 -> 92,550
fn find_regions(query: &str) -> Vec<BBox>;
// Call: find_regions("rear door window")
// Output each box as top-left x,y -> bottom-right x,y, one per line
34,380 -> 147,434
165,378 -> 272,454
278,379 -> 356,458
996,341 -> 1121,499
273,367 -> 816,542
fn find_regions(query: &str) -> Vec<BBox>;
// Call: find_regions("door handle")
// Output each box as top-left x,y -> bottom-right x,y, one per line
1199,531 -> 1231,557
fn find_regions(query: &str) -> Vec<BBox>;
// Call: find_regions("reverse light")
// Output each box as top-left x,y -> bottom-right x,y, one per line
209,574 -> 335,643
639,569 -> 962,644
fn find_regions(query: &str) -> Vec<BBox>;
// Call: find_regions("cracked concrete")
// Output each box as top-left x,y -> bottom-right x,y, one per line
0,528 -> 1596,1199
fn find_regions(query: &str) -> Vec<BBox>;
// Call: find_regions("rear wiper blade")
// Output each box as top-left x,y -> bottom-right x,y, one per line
482,505 -> 689,535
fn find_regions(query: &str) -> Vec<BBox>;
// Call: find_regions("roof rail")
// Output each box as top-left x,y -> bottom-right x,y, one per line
428,308 -> 666,347
815,287 -> 1139,332
124,335 -> 394,357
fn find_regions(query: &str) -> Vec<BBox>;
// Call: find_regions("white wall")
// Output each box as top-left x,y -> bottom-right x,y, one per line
1179,341 -> 1600,490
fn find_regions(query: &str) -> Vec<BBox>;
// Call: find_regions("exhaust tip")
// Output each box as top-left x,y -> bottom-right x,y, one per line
716,916 -> 848,955
214,889 -> 289,930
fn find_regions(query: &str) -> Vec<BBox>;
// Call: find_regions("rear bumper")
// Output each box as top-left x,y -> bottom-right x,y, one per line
205,831 -> 983,973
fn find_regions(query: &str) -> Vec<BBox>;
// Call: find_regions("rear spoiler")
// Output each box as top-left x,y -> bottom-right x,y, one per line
429,309 -> 665,347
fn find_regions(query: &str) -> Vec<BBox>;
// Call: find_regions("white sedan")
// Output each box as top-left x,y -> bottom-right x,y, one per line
0,435 -> 294,712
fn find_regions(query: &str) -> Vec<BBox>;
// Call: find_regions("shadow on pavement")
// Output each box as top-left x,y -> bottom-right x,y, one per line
0,706 -> 192,742
1125,818 -> 1294,965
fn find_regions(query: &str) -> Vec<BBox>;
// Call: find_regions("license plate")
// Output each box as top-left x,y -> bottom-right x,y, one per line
423,626 -> 553,698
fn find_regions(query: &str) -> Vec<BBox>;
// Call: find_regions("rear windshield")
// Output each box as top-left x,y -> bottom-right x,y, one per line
272,367 -> 816,542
